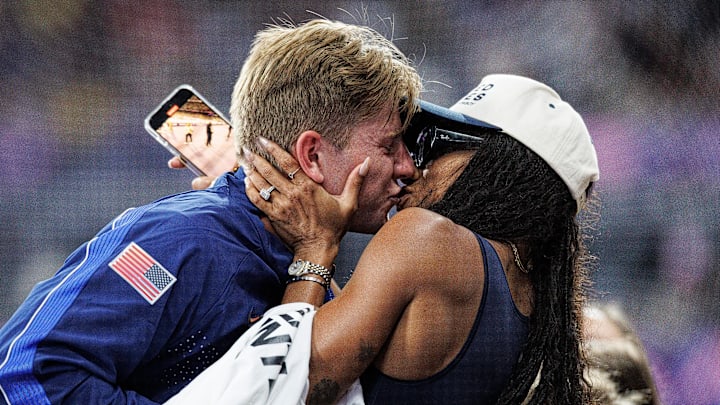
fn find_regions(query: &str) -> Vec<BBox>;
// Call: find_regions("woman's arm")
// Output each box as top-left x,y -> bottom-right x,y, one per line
303,209 -> 446,403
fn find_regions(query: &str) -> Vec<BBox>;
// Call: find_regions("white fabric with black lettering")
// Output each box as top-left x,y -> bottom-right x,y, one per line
164,302 -> 364,405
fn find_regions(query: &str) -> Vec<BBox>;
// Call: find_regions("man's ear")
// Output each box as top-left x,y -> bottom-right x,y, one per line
293,130 -> 326,184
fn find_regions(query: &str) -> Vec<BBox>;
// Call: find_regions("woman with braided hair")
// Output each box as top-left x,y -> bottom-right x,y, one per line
244,74 -> 599,404
428,131 -> 592,404
425,93 -> 600,403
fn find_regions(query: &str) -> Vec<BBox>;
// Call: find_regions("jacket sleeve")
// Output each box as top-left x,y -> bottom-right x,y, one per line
0,208 -> 228,404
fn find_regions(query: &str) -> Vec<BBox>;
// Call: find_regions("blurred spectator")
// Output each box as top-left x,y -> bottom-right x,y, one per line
584,303 -> 660,405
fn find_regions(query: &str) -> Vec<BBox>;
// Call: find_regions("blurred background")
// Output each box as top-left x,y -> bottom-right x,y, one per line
0,1 -> 718,403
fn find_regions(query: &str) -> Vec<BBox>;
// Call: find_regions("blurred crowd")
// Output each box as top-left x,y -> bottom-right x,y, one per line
0,1 -> 718,404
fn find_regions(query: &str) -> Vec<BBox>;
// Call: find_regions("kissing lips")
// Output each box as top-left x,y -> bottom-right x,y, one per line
396,188 -> 412,210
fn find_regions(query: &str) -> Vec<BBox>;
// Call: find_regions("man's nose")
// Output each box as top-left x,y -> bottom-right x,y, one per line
394,144 -> 420,182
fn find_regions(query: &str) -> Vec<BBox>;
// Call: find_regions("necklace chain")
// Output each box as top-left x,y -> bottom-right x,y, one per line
508,242 -> 529,274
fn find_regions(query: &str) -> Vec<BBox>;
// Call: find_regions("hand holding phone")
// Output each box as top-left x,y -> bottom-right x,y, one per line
167,156 -> 216,190
145,85 -> 238,178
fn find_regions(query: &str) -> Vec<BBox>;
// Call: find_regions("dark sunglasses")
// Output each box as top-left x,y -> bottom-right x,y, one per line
404,126 -> 489,168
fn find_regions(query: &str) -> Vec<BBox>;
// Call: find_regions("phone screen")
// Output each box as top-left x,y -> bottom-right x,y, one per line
145,85 -> 238,177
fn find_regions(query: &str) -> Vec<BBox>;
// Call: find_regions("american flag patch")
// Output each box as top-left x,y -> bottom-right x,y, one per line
109,242 -> 176,304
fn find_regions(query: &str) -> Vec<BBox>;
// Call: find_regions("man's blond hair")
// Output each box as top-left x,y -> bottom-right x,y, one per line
230,19 -> 421,164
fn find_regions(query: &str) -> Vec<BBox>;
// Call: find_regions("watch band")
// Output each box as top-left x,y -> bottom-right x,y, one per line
288,260 -> 335,286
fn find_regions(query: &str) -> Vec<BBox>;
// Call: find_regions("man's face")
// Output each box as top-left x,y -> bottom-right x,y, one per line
321,104 -> 417,234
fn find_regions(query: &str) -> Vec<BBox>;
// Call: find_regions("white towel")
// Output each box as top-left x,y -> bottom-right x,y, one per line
165,302 -> 364,405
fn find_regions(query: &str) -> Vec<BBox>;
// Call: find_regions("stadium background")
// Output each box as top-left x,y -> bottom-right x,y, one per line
1,1 -> 718,403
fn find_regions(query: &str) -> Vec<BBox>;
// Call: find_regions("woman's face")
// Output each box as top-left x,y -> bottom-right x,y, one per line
397,150 -> 475,210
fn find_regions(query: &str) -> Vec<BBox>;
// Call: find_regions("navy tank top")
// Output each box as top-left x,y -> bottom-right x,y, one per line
360,234 -> 529,404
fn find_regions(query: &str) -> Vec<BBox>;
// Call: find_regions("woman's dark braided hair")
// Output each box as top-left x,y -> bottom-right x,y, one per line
428,131 -> 592,404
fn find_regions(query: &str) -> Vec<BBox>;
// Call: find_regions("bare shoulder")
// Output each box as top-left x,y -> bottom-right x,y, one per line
367,207 -> 480,283
379,207 -> 460,243
361,208 -> 485,378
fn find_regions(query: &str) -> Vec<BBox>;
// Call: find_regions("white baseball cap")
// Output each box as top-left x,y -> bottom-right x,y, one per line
417,74 -> 600,210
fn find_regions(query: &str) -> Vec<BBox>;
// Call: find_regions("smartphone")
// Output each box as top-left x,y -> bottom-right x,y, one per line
145,85 -> 238,177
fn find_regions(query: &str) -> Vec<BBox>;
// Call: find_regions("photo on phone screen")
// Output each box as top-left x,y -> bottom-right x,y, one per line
145,85 -> 238,178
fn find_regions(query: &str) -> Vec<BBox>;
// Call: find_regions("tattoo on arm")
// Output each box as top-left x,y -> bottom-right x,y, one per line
307,341 -> 378,405
307,378 -> 340,405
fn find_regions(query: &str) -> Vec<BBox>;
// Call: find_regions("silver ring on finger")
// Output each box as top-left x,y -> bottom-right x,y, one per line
259,185 -> 276,201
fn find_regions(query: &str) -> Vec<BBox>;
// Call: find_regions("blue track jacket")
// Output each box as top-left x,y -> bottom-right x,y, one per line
0,171 -> 293,404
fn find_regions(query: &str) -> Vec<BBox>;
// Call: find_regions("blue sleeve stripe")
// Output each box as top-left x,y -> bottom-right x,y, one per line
0,207 -> 143,404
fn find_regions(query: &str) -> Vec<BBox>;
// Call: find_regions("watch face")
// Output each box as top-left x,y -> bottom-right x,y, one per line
288,260 -> 305,276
